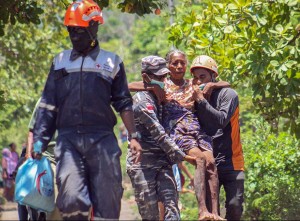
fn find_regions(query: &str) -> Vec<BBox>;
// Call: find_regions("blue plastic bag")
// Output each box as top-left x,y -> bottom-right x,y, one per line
14,156 -> 55,212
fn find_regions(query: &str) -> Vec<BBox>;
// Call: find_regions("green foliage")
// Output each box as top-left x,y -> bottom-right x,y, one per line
168,0 -> 300,137
126,14 -> 172,80
179,184 -> 198,219
0,0 -> 69,148
0,0 -> 168,36
98,10 -> 172,83
243,118 -> 300,220
115,0 -> 167,16
0,1 -> 43,36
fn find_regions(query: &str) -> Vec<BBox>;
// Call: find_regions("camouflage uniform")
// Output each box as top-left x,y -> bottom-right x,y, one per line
127,91 -> 186,221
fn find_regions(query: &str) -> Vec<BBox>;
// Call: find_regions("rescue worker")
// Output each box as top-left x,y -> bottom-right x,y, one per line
191,55 -> 245,221
32,1 -> 142,220
127,56 -> 196,220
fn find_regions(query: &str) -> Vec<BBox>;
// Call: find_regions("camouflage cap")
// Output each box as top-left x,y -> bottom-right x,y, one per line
141,55 -> 170,76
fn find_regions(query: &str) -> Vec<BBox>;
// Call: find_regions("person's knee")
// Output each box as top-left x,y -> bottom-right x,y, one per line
195,153 -> 206,165
203,151 -> 215,166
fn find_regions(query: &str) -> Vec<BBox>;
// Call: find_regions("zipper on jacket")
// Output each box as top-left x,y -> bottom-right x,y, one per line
80,56 -> 85,124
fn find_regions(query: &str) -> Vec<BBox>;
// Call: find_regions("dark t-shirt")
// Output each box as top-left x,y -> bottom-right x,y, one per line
195,88 -> 244,171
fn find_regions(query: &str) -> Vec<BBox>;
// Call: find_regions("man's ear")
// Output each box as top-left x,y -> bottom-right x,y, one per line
211,72 -> 217,82
142,73 -> 151,83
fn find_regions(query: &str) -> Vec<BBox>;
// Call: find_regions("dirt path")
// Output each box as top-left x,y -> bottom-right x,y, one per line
120,199 -> 140,220
0,199 -> 140,220
0,201 -> 18,220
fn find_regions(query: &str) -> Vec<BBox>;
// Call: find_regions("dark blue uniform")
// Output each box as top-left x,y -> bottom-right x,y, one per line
33,45 -> 132,220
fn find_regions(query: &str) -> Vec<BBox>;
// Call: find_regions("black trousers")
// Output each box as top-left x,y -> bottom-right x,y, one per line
55,131 -> 123,220
218,170 -> 244,221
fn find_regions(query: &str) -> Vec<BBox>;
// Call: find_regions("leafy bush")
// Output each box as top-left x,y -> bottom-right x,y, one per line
179,191 -> 198,220
243,118 -> 300,220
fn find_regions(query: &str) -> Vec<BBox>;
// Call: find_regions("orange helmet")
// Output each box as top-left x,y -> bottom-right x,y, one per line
64,0 -> 104,27
190,55 -> 218,76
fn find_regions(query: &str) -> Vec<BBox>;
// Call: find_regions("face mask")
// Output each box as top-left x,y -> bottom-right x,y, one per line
68,23 -> 98,53
69,31 -> 92,53
150,79 -> 165,89
199,83 -> 206,90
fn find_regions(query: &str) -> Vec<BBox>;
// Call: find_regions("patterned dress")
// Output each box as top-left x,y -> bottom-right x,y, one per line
163,78 -> 212,152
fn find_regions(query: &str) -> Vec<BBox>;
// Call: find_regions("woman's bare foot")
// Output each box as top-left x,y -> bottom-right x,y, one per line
212,214 -> 226,220
199,211 -> 214,220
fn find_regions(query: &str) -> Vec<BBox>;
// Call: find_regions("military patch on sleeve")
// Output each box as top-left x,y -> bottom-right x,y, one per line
145,103 -> 155,113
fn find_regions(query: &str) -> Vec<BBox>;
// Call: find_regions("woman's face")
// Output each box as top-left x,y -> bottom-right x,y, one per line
168,53 -> 187,81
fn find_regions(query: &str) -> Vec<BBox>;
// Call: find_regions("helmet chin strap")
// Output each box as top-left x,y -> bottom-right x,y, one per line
86,28 -> 96,47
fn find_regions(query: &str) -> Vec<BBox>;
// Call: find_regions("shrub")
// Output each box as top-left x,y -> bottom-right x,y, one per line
243,119 -> 300,220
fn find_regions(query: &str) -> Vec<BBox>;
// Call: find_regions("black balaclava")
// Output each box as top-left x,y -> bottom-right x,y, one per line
68,21 -> 99,54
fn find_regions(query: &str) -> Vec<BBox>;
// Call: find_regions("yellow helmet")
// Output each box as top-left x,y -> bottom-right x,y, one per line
190,55 -> 218,76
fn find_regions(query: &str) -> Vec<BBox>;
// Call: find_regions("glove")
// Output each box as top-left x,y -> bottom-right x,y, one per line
33,140 -> 43,154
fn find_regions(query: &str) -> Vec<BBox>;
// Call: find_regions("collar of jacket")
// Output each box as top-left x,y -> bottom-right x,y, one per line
70,42 -> 100,61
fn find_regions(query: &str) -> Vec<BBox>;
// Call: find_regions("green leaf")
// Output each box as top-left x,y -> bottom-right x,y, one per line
212,3 -> 224,9
275,24 -> 284,33
270,60 -> 279,67
288,0 -> 298,6
227,3 -> 238,10
280,64 -> 288,71
193,22 -> 200,27
285,60 -> 297,68
215,16 -> 227,25
224,25 -> 234,33
280,77 -> 288,85
257,15 -> 268,25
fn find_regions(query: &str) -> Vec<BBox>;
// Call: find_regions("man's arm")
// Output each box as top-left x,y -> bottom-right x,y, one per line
128,81 -> 166,104
33,64 -> 57,153
128,81 -> 148,91
134,100 -> 187,164
200,80 -> 230,100
193,87 -> 239,129
120,110 -> 142,163
27,98 -> 42,158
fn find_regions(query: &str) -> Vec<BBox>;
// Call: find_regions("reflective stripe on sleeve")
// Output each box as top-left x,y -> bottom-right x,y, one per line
39,102 -> 58,112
